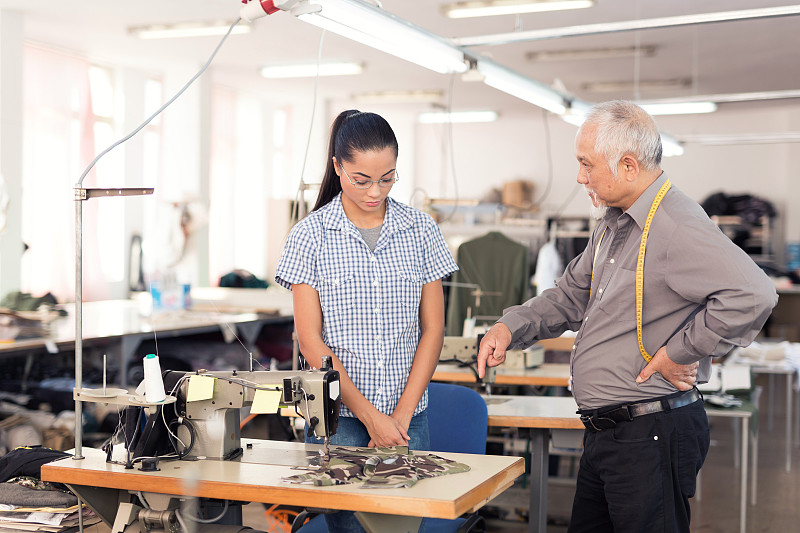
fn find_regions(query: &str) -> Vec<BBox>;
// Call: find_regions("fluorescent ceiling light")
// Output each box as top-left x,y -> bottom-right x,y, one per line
453,4 -> 800,46
661,134 -> 685,157
261,61 -> 362,78
129,21 -> 251,39
354,90 -> 444,103
418,110 -> 499,124
287,0 -> 468,74
640,102 -> 718,115
477,59 -> 567,114
528,45 -> 657,62
582,78 -> 690,93
674,132 -> 800,145
443,0 -> 594,19
636,89 -> 800,105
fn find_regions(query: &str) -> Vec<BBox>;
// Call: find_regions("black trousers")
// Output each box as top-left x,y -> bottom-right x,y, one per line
568,398 -> 710,533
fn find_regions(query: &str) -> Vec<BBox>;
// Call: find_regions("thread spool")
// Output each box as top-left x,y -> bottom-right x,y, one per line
143,354 -> 166,403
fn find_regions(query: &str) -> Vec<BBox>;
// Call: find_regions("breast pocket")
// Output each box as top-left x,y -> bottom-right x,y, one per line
397,270 -> 423,309
318,273 -> 356,312
596,266 -> 636,325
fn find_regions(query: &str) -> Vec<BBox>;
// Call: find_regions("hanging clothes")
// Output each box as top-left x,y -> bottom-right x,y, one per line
446,231 -> 531,336
532,240 -> 563,294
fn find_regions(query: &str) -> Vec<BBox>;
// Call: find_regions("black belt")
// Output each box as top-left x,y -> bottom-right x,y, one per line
578,388 -> 701,432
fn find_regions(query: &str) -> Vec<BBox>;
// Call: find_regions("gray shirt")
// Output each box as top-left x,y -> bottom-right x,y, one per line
357,224 -> 382,252
500,172 -> 778,409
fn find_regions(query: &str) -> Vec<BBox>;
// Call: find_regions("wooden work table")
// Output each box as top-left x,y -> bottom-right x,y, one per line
433,362 -> 571,388
42,439 -> 524,533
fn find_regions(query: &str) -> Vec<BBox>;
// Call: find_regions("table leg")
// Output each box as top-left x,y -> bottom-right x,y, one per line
786,373 -> 793,473
768,374 -> 775,432
740,417 -> 748,533
527,428 -> 548,533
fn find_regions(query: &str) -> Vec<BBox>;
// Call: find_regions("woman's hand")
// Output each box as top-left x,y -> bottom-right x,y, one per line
364,410 -> 410,448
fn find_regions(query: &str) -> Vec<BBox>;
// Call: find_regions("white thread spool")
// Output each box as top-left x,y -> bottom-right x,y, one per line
143,353 -> 166,403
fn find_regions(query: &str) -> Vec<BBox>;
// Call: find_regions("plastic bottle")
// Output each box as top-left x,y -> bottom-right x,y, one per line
143,353 -> 166,403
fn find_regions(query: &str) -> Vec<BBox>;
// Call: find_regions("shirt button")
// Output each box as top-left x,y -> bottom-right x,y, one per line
370,256 -> 377,262
598,288 -> 604,294
375,335 -> 381,341
609,258 -> 615,264
373,279 -> 379,287
572,345 -> 577,350
374,307 -> 380,313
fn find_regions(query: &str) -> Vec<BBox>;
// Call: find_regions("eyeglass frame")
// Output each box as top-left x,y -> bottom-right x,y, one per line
339,162 -> 399,189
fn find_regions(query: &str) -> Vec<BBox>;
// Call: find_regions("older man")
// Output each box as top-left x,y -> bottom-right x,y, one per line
478,100 -> 777,533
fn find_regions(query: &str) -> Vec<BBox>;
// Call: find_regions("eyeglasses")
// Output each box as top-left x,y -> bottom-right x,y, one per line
340,163 -> 399,189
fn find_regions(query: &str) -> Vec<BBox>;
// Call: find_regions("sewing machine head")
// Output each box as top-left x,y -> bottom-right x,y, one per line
161,357 -> 340,460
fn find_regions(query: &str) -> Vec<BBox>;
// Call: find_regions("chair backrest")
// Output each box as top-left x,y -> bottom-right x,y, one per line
427,382 -> 488,455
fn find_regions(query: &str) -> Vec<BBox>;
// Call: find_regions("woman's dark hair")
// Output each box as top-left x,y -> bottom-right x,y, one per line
312,110 -> 398,211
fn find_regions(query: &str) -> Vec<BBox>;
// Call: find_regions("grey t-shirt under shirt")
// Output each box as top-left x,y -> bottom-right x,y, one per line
357,224 -> 382,252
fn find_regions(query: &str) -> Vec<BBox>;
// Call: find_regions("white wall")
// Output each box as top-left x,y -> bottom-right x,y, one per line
414,103 -> 800,266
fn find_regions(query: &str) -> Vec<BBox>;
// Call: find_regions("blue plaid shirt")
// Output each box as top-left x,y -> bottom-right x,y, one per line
275,194 -> 458,418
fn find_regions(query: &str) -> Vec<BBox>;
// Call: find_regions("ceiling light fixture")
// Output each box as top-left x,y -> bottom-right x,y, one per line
129,21 -> 251,39
527,45 -> 657,62
674,132 -> 800,145
453,4 -> 800,46
242,0 -> 468,74
476,59 -> 567,114
637,89 -> 800,105
354,90 -> 444,103
582,78 -> 691,93
443,0 -> 594,19
639,102 -> 718,115
261,61 -> 363,78
418,110 -> 499,124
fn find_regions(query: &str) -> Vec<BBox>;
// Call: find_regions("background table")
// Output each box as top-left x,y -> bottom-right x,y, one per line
484,395 -> 582,533
1,299 -> 292,386
433,362 -> 571,388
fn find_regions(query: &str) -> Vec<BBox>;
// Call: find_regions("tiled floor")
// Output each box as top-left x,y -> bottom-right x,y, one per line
72,373 -> 799,532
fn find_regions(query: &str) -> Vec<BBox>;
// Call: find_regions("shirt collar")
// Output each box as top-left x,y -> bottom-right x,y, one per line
623,171 -> 668,230
319,193 -> 413,235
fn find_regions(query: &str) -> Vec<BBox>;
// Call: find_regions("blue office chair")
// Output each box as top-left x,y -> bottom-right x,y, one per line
291,382 -> 489,533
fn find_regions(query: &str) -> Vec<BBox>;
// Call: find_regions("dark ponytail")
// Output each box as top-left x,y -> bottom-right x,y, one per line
312,110 -> 398,212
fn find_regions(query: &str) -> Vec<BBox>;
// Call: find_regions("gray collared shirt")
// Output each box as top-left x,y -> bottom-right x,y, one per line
500,172 -> 778,409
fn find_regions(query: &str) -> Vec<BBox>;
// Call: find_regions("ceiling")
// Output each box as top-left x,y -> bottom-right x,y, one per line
2,0 -> 799,117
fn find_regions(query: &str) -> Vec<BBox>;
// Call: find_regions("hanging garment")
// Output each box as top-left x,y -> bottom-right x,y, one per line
282,445 -> 470,488
446,231 -> 530,336
532,240 -> 564,294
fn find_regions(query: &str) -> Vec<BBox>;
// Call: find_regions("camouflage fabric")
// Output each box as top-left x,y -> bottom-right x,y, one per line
282,445 -> 470,488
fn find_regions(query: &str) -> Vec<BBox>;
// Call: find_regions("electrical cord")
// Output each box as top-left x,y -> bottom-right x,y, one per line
531,107 -> 555,208
290,28 -> 326,226
77,18 -> 242,186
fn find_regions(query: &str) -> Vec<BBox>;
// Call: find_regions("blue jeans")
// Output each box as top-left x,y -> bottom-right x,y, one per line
305,411 -> 430,532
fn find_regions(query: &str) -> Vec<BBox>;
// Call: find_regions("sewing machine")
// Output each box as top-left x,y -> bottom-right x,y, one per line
163,357 -> 340,460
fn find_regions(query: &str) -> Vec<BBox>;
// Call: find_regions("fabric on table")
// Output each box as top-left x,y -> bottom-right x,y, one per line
0,482 -> 77,507
282,445 -> 470,488
0,446 -> 71,483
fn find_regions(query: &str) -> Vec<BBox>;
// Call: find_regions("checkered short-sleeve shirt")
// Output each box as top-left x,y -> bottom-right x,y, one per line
275,194 -> 458,418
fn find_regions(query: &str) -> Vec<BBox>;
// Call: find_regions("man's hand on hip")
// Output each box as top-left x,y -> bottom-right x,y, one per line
477,323 -> 512,378
636,345 -> 698,391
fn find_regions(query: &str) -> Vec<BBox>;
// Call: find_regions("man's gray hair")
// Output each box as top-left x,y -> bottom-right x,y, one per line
579,100 -> 662,177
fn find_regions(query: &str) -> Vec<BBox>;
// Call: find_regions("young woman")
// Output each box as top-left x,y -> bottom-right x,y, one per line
275,110 -> 457,459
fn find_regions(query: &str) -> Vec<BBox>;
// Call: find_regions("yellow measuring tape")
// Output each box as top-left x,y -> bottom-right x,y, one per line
636,179 -> 671,362
588,179 -> 672,362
